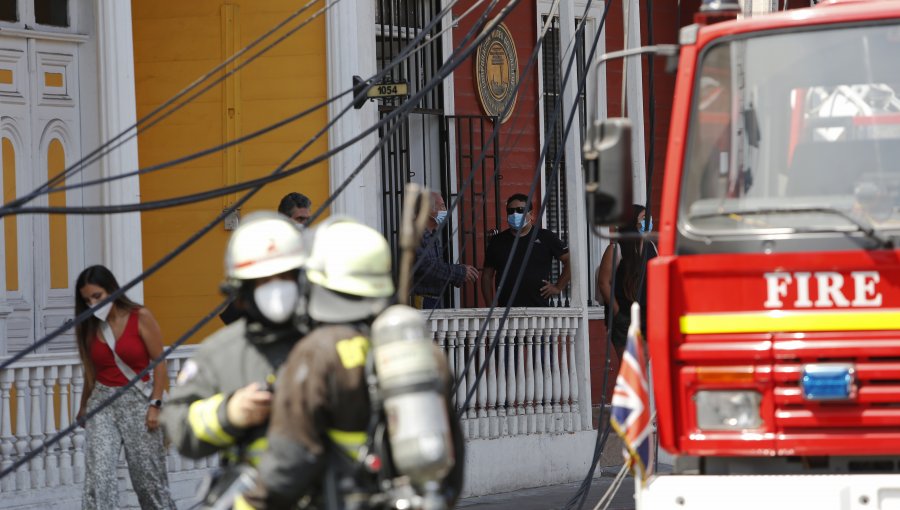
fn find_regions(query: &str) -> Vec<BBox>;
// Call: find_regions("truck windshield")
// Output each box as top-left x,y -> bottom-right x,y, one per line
680,23 -> 900,238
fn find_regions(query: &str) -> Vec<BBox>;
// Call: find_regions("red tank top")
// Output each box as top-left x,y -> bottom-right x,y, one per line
89,309 -> 151,387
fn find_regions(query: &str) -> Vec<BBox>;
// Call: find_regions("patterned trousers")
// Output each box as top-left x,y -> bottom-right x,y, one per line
83,382 -> 176,510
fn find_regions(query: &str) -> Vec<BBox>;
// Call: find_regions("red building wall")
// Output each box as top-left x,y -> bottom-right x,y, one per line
449,1 -> 702,408
451,1 -> 541,220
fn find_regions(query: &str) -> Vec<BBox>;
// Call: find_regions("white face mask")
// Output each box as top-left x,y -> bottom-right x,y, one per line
253,279 -> 299,324
93,302 -> 113,322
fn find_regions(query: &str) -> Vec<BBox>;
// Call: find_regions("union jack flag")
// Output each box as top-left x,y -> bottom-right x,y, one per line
610,303 -> 654,483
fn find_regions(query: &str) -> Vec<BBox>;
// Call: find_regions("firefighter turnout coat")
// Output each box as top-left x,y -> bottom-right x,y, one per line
161,318 -> 299,466
236,323 -> 464,509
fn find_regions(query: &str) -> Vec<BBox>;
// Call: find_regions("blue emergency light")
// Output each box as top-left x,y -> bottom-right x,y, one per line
801,364 -> 856,401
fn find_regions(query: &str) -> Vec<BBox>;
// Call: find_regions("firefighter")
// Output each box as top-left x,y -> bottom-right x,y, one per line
236,217 -> 464,510
160,211 -> 309,502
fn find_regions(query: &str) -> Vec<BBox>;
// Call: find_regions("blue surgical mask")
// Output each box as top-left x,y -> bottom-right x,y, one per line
507,213 -> 526,230
640,217 -> 653,233
434,210 -> 448,224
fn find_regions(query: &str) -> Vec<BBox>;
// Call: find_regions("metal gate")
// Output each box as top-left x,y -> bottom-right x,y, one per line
442,115 -> 502,308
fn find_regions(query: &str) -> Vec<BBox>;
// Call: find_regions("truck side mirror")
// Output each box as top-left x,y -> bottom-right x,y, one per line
583,118 -> 633,227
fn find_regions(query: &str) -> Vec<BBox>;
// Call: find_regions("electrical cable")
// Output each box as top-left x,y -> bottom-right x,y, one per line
29,0 -> 497,200
0,298 -> 230,482
452,1 -> 608,400
0,1 -> 509,481
590,462 -> 629,510
1,0 -> 330,215
4,0 -> 507,217
440,3 -> 622,507
0,0 -> 505,476
0,0 -> 475,214
407,0 -> 562,318
0,0 -> 500,370
306,0 -> 524,226
0,0 -> 583,493
365,0 -> 592,316
565,237 -> 619,510
454,0 -> 610,413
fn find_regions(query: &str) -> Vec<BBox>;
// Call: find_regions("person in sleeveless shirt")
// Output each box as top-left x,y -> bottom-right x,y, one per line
596,205 -> 657,359
74,265 -> 175,510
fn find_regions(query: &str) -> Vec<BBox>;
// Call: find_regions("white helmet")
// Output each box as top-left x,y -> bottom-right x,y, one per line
225,211 -> 307,280
304,217 -> 394,322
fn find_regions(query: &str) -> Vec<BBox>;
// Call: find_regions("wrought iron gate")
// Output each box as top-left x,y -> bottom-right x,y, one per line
442,115 -> 502,308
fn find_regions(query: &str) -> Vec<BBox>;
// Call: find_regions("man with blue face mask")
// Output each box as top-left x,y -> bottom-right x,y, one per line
481,193 -> 571,307
411,192 -> 479,309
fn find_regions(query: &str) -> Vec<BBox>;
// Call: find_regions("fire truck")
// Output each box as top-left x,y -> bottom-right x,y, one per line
586,1 -> 900,508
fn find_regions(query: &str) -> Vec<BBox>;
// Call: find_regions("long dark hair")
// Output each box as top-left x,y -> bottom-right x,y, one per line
617,205 -> 646,303
74,265 -> 141,375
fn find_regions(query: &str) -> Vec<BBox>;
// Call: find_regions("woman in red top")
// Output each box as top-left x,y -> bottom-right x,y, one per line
74,265 -> 175,510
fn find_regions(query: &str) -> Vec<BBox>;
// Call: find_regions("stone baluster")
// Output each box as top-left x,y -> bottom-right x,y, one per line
524,320 -> 536,434
43,366 -> 60,487
559,317 -> 573,431
29,366 -> 45,488
167,357 -> 180,388
515,322 -> 527,434
550,319 -> 562,432
1,367 -> 15,492
448,320 -> 464,413
567,317 -> 581,432
438,319 -> 453,379
181,356 -> 201,470
71,365 -> 85,483
542,317 -> 553,433
58,364 -> 73,485
484,318 -> 499,438
177,357 -> 197,469
14,368 -> 30,489
465,326 -> 478,435
435,320 -> 448,357
166,358 -> 182,473
533,316 -> 546,433
505,324 -> 518,435
475,325 -> 488,438
447,319 -> 471,438
494,318 -> 508,436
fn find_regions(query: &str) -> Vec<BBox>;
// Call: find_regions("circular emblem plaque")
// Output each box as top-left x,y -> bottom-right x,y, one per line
475,23 -> 519,123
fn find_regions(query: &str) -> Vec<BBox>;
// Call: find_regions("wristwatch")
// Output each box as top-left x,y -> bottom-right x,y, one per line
149,399 -> 163,409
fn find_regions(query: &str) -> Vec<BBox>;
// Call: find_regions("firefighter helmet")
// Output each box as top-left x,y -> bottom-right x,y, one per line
224,211 -> 307,280
304,217 -> 394,322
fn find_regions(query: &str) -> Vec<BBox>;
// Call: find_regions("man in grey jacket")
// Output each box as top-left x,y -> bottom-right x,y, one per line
161,212 -> 308,474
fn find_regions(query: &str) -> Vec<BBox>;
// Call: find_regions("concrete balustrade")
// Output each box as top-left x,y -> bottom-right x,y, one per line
0,306 -> 594,506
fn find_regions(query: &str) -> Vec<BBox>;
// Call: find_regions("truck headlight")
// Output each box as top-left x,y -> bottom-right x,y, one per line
695,390 -> 762,430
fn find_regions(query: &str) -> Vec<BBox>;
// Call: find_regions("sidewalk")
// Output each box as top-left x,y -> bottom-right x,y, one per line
457,470 -> 636,510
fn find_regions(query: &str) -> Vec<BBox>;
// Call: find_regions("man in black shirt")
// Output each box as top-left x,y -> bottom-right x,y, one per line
481,193 -> 571,307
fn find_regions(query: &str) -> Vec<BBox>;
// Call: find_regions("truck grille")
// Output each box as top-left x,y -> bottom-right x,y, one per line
774,333 -> 900,431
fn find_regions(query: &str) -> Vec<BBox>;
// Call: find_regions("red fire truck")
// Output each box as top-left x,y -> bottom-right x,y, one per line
587,1 -> 900,507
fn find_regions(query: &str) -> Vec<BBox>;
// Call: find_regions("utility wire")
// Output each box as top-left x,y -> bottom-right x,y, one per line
3,0 -> 503,218
455,0 -> 608,411
29,0 -> 497,200
0,0 -> 491,369
0,0 -> 511,470
1,0 -> 328,215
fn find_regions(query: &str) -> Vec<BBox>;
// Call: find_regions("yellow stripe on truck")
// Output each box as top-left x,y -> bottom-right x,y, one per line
680,309 -> 900,335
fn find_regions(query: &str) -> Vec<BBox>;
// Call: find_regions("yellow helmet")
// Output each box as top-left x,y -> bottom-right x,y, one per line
304,217 -> 394,322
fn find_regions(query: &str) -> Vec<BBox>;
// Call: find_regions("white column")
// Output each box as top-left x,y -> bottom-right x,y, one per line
622,0 -> 647,206
326,1 -> 382,231
558,0 -> 595,430
96,0 -> 144,301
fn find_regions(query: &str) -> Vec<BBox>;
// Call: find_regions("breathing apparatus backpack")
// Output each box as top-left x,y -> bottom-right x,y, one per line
341,304 -> 458,510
